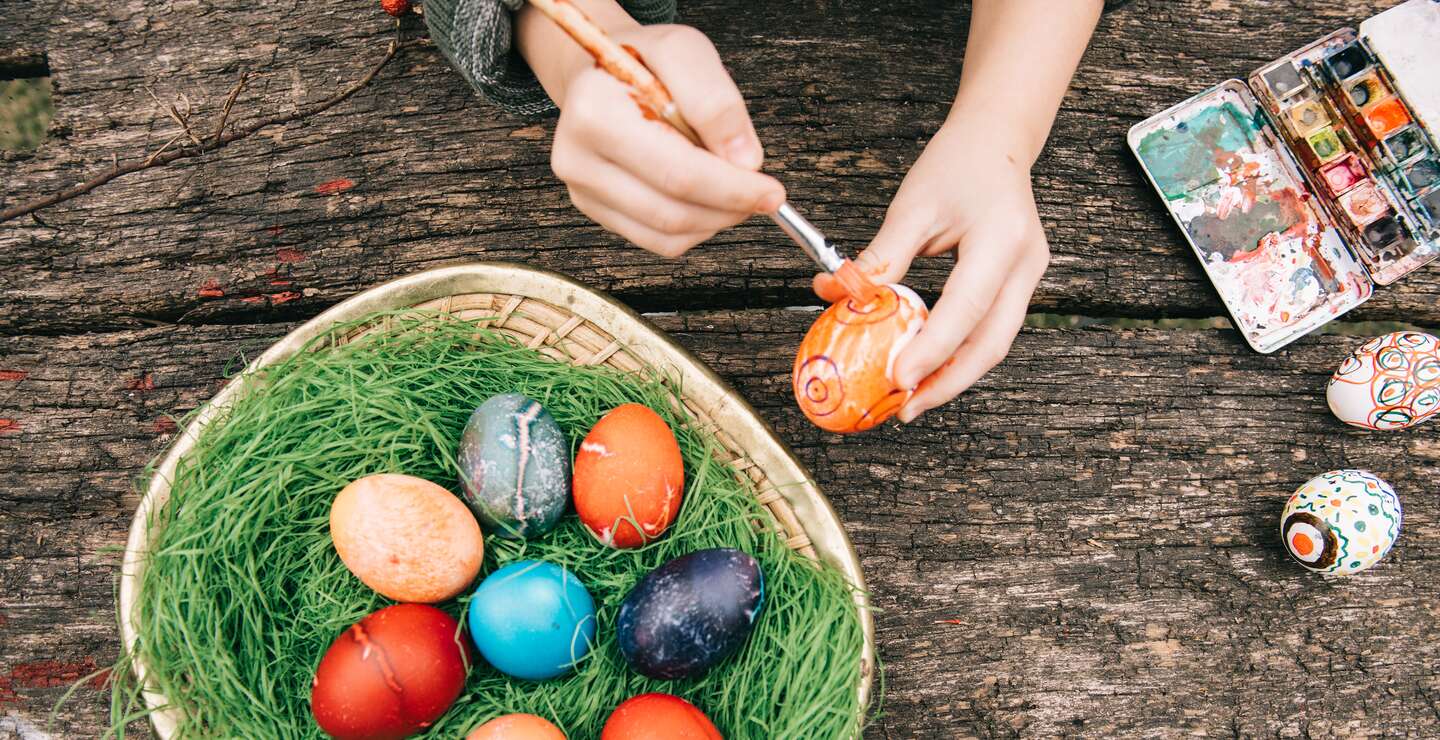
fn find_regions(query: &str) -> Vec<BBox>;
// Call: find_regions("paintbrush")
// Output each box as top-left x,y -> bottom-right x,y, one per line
525,0 -> 883,304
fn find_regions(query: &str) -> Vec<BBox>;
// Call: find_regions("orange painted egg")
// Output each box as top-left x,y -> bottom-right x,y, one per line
600,694 -> 722,740
793,284 -> 928,433
330,473 -> 484,602
467,713 -> 567,739
573,404 -> 684,548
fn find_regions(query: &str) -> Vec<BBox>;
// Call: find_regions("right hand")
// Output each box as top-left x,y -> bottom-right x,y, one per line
546,25 -> 786,257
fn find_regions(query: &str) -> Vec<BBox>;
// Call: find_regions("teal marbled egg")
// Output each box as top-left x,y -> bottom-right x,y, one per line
457,394 -> 570,538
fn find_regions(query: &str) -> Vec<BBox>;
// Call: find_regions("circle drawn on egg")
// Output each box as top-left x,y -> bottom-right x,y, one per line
1283,511 -> 1338,569
795,356 -> 844,417
834,287 -> 901,326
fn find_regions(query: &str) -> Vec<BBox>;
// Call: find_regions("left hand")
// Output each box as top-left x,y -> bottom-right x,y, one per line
813,114 -> 1051,423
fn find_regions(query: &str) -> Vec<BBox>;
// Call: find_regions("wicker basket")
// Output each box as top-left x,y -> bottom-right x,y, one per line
118,263 -> 874,737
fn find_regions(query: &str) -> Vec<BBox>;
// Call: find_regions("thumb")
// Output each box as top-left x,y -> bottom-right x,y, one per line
634,26 -> 764,170
812,209 -> 928,303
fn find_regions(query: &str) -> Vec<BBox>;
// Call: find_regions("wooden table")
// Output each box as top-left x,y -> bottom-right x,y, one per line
4,0 -> 1439,736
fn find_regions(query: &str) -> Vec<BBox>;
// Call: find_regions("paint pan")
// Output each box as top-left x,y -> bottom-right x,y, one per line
1325,42 -> 1371,81
1362,214 -> 1404,249
1345,71 -> 1388,108
1338,181 -> 1390,224
1383,126 -> 1429,162
1306,127 -> 1347,163
1320,154 -> 1368,197
1262,61 -> 1309,100
1363,97 -> 1412,139
1287,98 -> 1332,135
1402,159 -> 1440,194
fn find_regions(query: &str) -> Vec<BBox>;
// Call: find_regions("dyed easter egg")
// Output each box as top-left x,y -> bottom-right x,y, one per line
330,473 -> 483,603
617,548 -> 763,680
311,604 -> 470,740
1281,470 -> 1401,576
1327,331 -> 1440,430
466,713 -> 567,740
793,284 -> 928,433
600,694 -> 722,740
573,404 -> 684,548
467,560 -> 597,680
457,394 -> 571,538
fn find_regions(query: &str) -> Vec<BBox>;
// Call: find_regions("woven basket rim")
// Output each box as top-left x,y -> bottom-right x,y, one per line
117,262 -> 874,737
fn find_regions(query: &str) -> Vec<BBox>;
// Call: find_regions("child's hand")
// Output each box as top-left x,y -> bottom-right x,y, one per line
812,116 -> 1050,423
522,14 -> 786,257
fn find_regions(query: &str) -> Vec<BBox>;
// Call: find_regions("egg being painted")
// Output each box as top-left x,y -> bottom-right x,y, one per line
600,694 -> 721,740
467,560 -> 598,680
458,394 -> 571,538
330,473 -> 483,603
1327,331 -> 1440,430
793,284 -> 928,433
617,548 -> 763,680
311,604 -> 470,740
573,404 -> 684,548
466,713 -> 567,740
1281,469 -> 1401,576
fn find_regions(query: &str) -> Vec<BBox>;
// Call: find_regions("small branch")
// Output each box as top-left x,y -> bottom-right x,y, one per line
213,72 -> 251,144
1,39 -> 416,224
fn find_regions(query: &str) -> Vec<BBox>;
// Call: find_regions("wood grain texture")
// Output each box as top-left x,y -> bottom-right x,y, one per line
3,315 -> 1440,737
5,0 -> 1440,334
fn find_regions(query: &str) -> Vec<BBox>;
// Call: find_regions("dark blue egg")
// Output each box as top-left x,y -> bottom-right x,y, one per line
617,548 -> 764,680
457,394 -> 570,538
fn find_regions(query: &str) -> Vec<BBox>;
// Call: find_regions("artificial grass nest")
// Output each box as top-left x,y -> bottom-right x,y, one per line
112,311 -> 869,739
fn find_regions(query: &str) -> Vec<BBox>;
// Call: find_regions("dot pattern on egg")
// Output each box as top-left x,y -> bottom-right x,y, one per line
1281,470 -> 1401,576
1327,331 -> 1440,430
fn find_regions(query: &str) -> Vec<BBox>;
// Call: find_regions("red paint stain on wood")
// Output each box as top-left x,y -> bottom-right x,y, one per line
153,417 -> 178,434
241,296 -> 266,304
198,278 -> 224,298
271,291 -> 302,305
933,619 -> 964,625
269,279 -> 294,287
126,373 -> 156,391
0,370 -> 26,381
0,419 -> 19,433
3,659 -> 111,692
276,247 -> 306,263
315,178 -> 355,194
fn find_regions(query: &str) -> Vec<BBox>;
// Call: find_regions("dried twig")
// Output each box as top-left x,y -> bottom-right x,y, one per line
212,72 -> 251,144
1,38 -> 416,224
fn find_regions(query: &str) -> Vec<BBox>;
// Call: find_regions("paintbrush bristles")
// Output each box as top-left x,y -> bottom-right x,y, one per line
527,0 -> 702,146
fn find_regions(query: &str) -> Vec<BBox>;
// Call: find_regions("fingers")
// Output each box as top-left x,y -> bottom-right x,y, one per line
813,208 -> 932,303
569,187 -> 718,258
571,158 -> 753,235
634,26 -> 763,170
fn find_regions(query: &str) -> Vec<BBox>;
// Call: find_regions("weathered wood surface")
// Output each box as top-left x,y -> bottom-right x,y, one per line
5,0 -> 1440,737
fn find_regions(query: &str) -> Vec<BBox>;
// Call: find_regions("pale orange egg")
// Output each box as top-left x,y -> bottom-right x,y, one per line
467,713 -> 567,739
330,473 -> 483,602
793,284 -> 928,433
573,404 -> 684,548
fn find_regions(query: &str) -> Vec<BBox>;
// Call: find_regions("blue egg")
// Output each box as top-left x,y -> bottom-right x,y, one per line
457,394 -> 570,538
617,548 -> 764,680
467,560 -> 597,680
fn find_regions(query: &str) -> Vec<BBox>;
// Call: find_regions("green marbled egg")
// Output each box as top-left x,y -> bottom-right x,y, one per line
457,394 -> 570,538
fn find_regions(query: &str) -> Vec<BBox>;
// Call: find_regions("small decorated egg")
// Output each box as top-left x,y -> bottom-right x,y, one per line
458,394 -> 571,538
330,473 -> 483,602
467,560 -> 597,680
311,604 -> 470,740
1281,470 -> 1401,575
467,713 -> 567,740
793,284 -> 928,433
600,694 -> 722,740
1327,331 -> 1440,430
573,404 -> 684,548
617,548 -> 763,680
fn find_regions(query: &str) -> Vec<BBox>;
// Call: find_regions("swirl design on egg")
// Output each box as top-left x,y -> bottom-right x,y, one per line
795,356 -> 844,418
1327,331 -> 1440,430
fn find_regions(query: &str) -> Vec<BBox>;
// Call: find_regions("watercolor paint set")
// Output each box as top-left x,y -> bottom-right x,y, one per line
1128,0 -> 1440,353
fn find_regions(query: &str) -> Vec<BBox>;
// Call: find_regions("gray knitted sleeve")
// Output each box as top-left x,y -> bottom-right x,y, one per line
424,0 -> 677,118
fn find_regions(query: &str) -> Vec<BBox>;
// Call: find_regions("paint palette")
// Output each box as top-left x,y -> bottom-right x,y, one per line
1130,0 -> 1440,353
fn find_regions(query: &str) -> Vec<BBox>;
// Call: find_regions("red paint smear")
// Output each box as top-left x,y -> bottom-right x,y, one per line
270,291 -> 301,305
3,659 -> 110,691
125,373 -> 155,391
0,419 -> 19,433
198,279 -> 224,298
933,619 -> 964,625
153,417 -> 178,434
0,370 -> 26,381
269,279 -> 294,287
240,296 -> 266,304
276,248 -> 306,263
315,178 -> 354,195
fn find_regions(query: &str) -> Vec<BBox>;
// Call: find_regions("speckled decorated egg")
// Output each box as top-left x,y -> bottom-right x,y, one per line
1281,470 -> 1401,575
467,560 -> 598,680
330,473 -> 483,603
1327,331 -> 1440,430
793,284 -> 928,433
466,713 -> 567,740
458,394 -> 571,538
601,694 -> 721,740
573,404 -> 684,548
617,548 -> 763,680
311,604 -> 470,740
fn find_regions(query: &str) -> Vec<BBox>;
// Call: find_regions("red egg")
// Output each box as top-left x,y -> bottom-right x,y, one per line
311,604 -> 470,740
572,404 -> 684,548
600,694 -> 722,740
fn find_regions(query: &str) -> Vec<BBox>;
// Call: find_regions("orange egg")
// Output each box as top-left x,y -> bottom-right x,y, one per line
793,284 -> 928,433
467,713 -> 567,739
600,694 -> 721,740
572,404 -> 684,548
330,473 -> 483,602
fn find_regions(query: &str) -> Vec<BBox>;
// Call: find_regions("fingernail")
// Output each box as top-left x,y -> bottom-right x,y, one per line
724,135 -> 763,169
757,189 -> 785,213
898,406 -> 918,424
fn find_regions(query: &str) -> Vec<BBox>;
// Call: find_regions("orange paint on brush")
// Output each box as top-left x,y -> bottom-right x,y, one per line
833,260 -> 884,305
